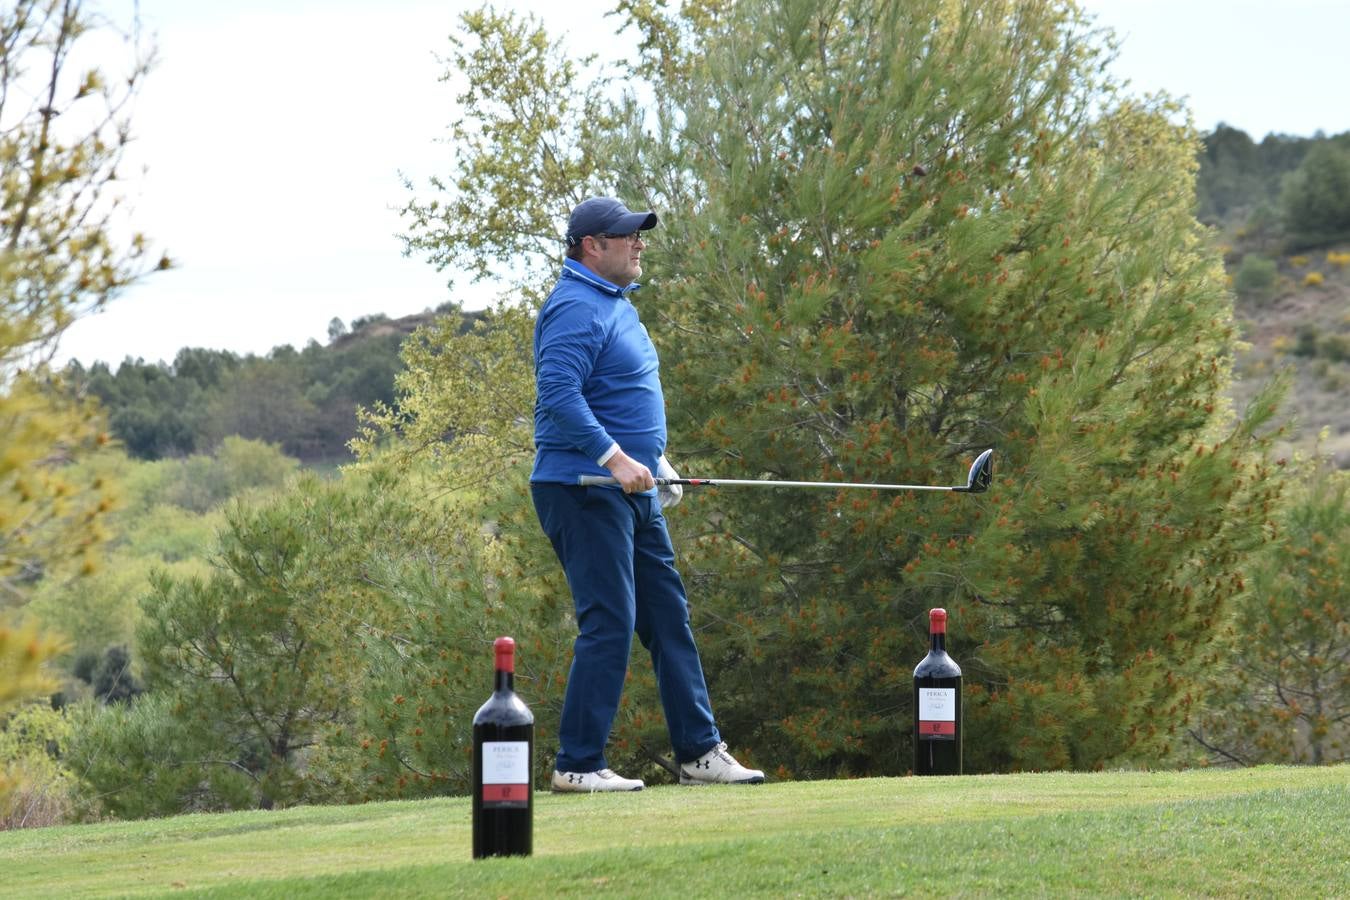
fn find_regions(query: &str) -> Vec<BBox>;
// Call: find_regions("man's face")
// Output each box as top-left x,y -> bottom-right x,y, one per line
585,231 -> 645,286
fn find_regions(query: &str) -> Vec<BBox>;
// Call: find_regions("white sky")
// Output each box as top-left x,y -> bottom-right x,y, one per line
53,0 -> 1350,368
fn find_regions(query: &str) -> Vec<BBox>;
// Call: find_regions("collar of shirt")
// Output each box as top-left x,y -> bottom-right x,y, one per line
561,257 -> 642,298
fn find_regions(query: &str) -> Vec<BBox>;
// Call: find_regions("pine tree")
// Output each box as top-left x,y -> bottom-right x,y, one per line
387,0 -> 1283,775
621,0 -> 1282,774
1192,458 -> 1349,766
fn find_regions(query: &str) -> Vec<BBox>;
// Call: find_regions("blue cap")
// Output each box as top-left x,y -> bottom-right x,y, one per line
565,197 -> 658,247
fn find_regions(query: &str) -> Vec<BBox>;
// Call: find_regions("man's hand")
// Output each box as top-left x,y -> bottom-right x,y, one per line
604,449 -> 655,494
656,455 -> 683,509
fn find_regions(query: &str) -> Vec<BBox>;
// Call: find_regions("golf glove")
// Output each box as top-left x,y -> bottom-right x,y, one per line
656,454 -> 683,509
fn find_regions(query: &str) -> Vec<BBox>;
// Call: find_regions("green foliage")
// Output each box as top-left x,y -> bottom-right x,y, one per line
0,623 -> 63,712
1,0 -> 158,605
131,475 -> 388,809
70,327 -> 410,463
201,359 -> 326,460
23,440 -> 293,655
0,376 -> 114,594
353,316 -> 674,793
113,436 -> 298,514
0,622 -> 66,822
1196,124 -> 1266,222
1285,322 -> 1350,365
70,644 -> 143,704
0,0 -> 157,820
398,7 -> 616,293
157,435 -> 300,513
0,701 -> 77,829
1193,458 -> 1350,765
388,0 -> 1284,779
1320,333 -> 1350,363
70,470 -> 470,814
350,460 -> 575,798
1233,254 -> 1278,301
1294,324 -> 1320,358
353,306 -> 535,477
64,693 -> 256,820
81,356 -> 213,458
26,535 -> 199,655
615,0 -> 1281,776
1281,142 -> 1350,249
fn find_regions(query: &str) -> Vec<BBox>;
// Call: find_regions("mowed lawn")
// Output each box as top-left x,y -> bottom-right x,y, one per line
1,766 -> 1346,897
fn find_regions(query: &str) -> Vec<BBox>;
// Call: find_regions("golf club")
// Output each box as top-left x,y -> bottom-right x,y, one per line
579,448 -> 994,494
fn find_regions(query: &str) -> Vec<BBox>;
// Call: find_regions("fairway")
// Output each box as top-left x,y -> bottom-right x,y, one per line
1,766 -> 1346,897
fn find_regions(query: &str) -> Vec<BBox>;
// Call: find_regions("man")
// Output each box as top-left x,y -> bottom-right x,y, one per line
531,196 -> 765,791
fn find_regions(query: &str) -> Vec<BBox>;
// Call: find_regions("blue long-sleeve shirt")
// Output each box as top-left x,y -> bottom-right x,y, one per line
530,259 -> 666,485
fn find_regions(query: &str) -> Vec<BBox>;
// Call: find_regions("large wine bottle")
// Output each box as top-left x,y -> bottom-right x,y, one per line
472,636 -> 534,858
913,607 -> 962,776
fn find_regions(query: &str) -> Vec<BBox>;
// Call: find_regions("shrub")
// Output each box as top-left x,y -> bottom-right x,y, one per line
1234,254 -> 1278,300
1321,334 -> 1350,363
64,694 -> 253,820
1290,255 -> 1310,267
0,704 -> 77,830
1294,325 -> 1320,357
1304,271 -> 1325,287
1282,143 -> 1350,248
71,646 -> 144,704
1192,459 -> 1350,765
1327,251 -> 1350,269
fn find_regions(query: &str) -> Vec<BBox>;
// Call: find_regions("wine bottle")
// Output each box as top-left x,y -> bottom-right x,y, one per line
913,607 -> 962,776
472,636 -> 534,858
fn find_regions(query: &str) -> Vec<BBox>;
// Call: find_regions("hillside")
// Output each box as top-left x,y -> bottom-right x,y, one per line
1227,245 -> 1350,467
1197,125 -> 1350,467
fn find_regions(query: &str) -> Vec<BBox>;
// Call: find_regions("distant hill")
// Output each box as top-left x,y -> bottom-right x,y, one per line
329,308 -> 486,350
1195,125 -> 1350,468
70,307 -> 486,464
1226,246 -> 1350,467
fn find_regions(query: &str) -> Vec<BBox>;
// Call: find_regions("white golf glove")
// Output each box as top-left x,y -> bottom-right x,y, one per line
656,454 -> 683,509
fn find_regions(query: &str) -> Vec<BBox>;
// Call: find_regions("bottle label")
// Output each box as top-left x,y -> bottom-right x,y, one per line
918,687 -> 957,738
481,741 -> 530,805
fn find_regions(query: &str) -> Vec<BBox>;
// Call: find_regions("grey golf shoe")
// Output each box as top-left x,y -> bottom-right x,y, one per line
679,742 -> 765,785
551,768 -> 645,792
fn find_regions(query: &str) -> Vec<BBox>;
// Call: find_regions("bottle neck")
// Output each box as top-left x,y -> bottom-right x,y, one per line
930,630 -> 946,653
495,669 -> 514,693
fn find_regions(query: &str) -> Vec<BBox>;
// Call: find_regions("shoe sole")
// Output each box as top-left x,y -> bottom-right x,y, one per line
551,784 -> 644,793
678,775 -> 765,786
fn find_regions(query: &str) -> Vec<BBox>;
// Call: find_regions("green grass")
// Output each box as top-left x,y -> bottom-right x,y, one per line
2,766 -> 1347,897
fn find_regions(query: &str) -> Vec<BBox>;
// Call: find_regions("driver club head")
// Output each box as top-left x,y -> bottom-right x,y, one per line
955,449 -> 994,493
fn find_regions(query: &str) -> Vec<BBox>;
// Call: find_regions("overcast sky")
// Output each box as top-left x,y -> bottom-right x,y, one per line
53,0 -> 1350,368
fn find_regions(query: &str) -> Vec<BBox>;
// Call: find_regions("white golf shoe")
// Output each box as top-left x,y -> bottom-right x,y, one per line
551,768 -> 645,793
679,742 -> 765,785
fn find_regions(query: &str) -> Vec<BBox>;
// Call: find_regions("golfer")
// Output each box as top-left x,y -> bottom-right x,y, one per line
531,196 -> 764,791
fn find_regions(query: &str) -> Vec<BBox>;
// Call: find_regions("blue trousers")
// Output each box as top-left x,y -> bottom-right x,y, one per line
531,484 -> 721,772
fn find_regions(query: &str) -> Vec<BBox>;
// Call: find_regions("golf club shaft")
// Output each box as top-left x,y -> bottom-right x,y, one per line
578,476 -> 955,491
576,448 -> 992,494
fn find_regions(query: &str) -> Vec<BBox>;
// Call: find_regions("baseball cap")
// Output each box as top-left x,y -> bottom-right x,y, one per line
565,197 -> 658,247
